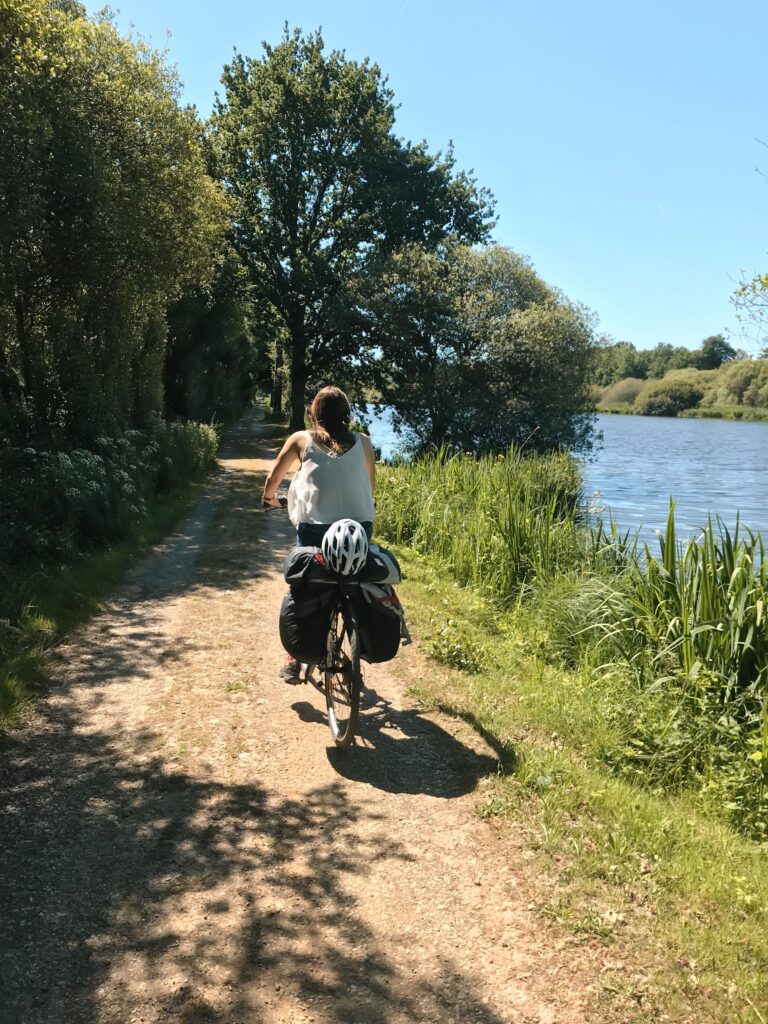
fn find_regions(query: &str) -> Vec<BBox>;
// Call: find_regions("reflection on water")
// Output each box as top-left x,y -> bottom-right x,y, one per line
361,406 -> 768,546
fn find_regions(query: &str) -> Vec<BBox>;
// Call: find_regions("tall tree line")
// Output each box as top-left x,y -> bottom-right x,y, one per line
1,7 -> 600,462
0,0 -> 259,450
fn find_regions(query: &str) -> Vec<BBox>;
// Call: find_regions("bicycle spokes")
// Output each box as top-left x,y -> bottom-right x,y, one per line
324,608 -> 362,748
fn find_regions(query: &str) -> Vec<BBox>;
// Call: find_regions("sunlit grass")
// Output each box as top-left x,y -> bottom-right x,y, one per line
377,451 -> 768,837
395,546 -> 768,1023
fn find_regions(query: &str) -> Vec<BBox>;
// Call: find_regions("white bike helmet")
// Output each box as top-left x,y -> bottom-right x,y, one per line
322,519 -> 369,576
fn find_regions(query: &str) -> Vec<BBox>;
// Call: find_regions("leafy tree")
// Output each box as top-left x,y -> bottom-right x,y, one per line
165,249 -> 267,424
704,359 -> 768,408
591,341 -> 650,386
635,379 -> 703,416
365,243 -> 597,453
645,343 -> 693,378
0,0 -> 227,446
696,333 -> 737,370
209,27 -> 494,429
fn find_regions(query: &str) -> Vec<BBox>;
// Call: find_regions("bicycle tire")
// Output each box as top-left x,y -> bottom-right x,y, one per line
324,602 -> 362,748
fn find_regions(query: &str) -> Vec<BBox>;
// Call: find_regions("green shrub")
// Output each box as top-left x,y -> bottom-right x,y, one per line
599,377 -> 647,406
0,418 -> 217,572
702,359 -> 768,408
635,379 -> 703,416
425,619 -> 491,673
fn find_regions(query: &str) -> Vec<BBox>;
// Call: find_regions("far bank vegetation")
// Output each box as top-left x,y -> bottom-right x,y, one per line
592,337 -> 768,419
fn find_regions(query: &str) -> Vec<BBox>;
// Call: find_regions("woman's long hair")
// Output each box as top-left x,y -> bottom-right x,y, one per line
307,386 -> 355,455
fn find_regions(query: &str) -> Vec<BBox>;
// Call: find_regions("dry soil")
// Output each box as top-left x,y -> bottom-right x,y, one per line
0,413 -> 603,1024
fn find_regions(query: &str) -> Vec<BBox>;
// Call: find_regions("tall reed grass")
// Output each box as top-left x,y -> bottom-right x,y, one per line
377,450 -> 768,836
376,447 -> 586,602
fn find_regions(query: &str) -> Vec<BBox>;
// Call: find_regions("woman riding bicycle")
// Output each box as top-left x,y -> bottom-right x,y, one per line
261,385 -> 376,681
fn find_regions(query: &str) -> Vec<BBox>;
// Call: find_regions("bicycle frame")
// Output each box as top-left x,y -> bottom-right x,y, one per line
303,578 -> 364,747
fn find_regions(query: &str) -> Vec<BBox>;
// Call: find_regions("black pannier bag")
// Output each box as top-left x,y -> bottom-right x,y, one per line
279,546 -> 335,663
355,584 -> 403,663
282,546 -> 330,587
279,545 -> 406,664
279,588 -> 335,663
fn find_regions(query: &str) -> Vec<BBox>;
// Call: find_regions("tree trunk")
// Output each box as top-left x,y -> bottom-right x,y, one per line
271,336 -> 283,416
288,314 -> 307,432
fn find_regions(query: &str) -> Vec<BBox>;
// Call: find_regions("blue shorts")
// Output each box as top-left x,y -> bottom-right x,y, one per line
297,521 -> 373,547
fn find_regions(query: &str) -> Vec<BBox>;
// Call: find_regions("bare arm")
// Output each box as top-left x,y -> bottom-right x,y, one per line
262,431 -> 306,507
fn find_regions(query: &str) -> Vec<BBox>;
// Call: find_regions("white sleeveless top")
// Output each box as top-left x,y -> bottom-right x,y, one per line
287,433 -> 375,528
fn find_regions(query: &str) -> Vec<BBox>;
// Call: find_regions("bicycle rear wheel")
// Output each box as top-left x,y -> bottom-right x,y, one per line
324,604 -> 362,748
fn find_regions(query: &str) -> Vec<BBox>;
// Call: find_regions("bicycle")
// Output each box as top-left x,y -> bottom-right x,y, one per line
262,494 -> 365,749
303,578 -> 364,749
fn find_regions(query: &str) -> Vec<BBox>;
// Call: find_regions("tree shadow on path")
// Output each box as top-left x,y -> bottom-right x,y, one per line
1,699 -> 510,1024
0,415 -> 514,1024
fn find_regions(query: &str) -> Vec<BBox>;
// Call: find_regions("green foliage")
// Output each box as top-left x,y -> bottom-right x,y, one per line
209,26 -> 494,429
698,333 -> 737,370
687,405 -> 768,422
0,419 -> 217,571
591,340 -> 651,386
701,358 -> 768,408
376,447 -> 585,602
600,359 -> 768,418
598,376 -> 647,405
592,335 -> 736,388
528,573 -> 631,668
634,378 -> 704,416
379,454 -> 768,837
424,618 -> 490,673
645,343 -> 698,378
165,249 -> 266,424
366,242 -> 597,454
600,506 -> 768,836
0,0 -> 228,448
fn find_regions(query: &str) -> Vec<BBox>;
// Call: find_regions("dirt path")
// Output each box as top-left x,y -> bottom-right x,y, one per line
0,413 -> 603,1024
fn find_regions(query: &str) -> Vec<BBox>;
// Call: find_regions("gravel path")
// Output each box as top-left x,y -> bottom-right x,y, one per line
0,413 -> 601,1024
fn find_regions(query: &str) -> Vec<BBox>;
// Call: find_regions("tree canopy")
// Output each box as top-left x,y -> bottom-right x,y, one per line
0,0 -> 229,446
209,27 -> 495,429
591,334 -> 737,387
364,243 -> 597,454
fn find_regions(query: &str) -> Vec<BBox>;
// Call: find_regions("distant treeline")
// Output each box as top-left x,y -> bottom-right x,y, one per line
592,335 -> 742,387
595,358 -> 768,418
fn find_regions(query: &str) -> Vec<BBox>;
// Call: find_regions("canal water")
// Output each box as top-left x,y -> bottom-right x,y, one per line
361,407 -> 768,545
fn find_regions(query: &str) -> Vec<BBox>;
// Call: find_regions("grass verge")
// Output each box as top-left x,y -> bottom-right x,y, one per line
596,404 -> 768,422
0,479 -> 206,730
393,545 -> 768,1024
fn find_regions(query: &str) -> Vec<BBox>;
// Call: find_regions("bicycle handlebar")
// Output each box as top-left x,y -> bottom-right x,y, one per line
261,494 -> 288,511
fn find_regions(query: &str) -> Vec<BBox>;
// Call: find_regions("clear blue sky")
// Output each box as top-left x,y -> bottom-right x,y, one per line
89,0 -> 768,351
